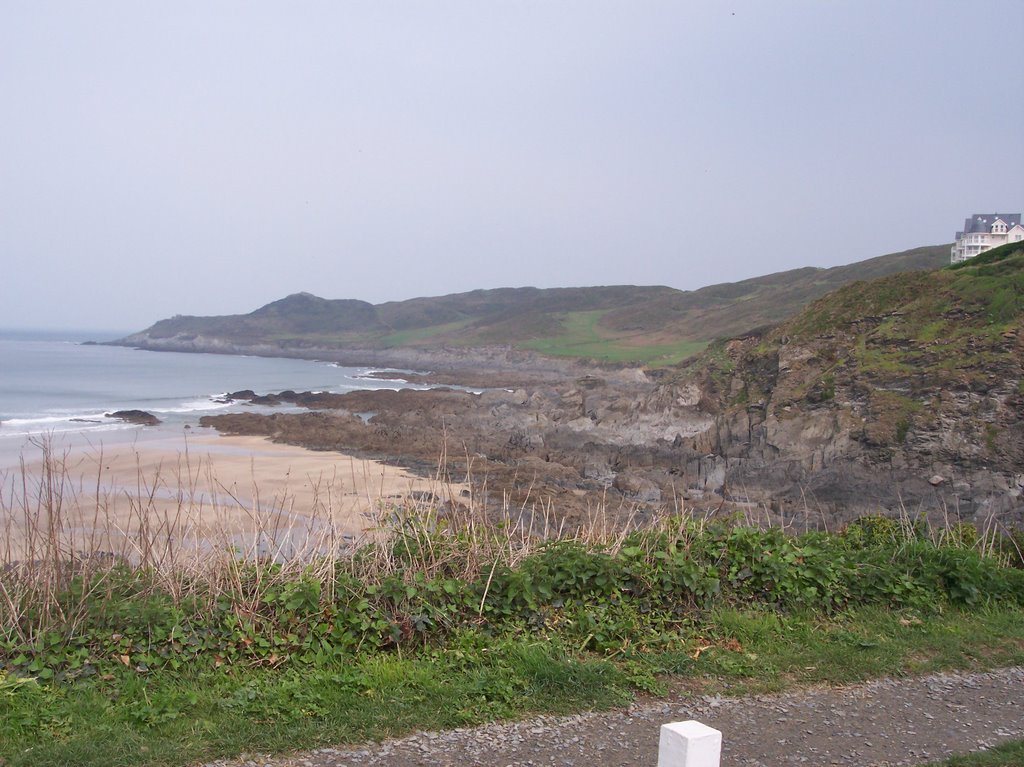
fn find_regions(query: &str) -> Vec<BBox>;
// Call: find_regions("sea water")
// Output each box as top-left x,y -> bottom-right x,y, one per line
0,329 -> 428,458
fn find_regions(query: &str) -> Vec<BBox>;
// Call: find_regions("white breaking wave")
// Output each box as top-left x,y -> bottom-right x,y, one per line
0,413 -> 136,437
156,397 -> 235,414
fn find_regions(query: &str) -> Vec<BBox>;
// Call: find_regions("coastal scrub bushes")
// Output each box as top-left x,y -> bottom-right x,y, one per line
2,495 -> 1024,767
2,511 -> 1022,683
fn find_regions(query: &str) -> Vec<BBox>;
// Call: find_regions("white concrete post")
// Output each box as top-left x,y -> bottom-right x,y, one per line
657,720 -> 722,767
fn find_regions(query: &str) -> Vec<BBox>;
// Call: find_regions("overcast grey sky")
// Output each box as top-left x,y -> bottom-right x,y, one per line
2,1 -> 1022,332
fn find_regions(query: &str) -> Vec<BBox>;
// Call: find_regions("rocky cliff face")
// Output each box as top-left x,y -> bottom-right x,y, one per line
638,249 -> 1024,527
198,327 -> 1022,530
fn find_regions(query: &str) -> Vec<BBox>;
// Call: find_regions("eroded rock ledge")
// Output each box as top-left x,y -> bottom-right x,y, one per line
198,355 -> 1023,530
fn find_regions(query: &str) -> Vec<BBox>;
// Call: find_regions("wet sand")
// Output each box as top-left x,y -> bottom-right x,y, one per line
1,429 -> 464,563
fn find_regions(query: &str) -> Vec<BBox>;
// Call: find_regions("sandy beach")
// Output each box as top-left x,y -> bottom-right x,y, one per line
1,428 -> 464,564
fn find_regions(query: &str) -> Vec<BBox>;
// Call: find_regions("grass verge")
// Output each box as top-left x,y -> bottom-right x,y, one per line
934,739 -> 1024,766
2,604 -> 1022,767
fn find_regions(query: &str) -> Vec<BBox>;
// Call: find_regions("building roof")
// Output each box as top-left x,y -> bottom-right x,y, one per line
962,213 -> 1022,234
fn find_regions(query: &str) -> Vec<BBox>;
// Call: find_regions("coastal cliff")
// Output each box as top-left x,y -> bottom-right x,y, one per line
197,244 -> 1024,530
642,243 -> 1024,525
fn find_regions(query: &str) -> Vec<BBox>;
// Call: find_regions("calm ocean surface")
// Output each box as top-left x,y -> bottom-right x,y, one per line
0,329 -> 426,445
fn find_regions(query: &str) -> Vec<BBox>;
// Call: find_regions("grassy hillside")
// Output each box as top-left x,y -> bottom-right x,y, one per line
684,240 -> 1024,461
144,293 -> 383,342
600,244 -> 953,343
788,241 -> 1024,370
125,244 -> 951,365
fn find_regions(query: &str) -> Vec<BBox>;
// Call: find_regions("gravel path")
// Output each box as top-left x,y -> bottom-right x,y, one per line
205,666 -> 1023,767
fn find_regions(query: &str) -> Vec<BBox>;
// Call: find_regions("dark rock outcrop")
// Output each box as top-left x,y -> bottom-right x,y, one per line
106,410 -> 161,426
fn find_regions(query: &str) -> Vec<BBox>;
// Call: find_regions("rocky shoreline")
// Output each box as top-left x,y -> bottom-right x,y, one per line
195,348 -> 1023,532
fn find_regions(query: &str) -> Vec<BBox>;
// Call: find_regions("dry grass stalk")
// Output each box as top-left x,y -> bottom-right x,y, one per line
7,437 -> 1012,645
0,437 -> 654,643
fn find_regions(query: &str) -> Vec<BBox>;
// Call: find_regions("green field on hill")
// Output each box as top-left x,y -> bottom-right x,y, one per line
521,310 -> 709,364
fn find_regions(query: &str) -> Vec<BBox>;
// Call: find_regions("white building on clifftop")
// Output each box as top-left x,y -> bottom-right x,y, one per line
951,213 -> 1024,263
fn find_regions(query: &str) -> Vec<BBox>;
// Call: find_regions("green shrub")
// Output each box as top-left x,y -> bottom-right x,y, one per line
4,517 -> 1023,683
997,528 -> 1024,568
